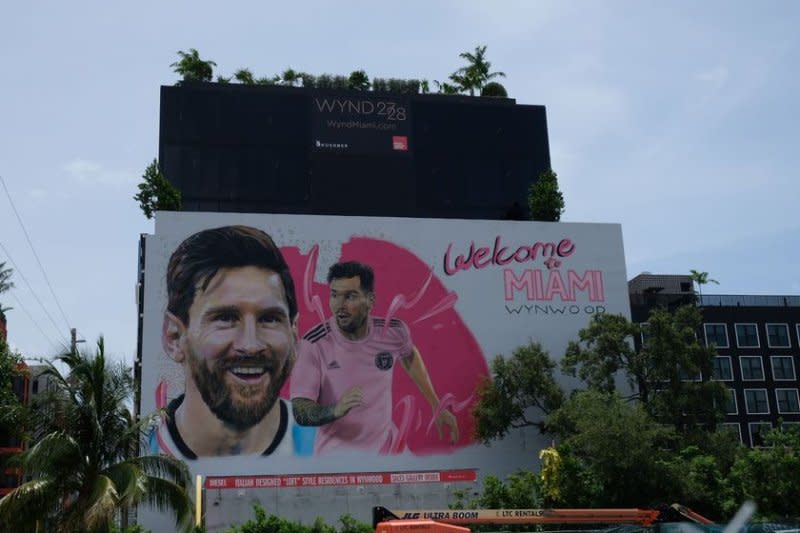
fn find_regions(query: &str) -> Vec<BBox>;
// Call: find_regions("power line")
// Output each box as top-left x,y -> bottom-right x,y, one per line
6,290 -> 66,352
0,241 -> 68,345
0,175 -> 72,331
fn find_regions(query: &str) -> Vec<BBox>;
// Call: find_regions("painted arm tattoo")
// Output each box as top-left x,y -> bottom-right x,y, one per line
291,397 -> 338,426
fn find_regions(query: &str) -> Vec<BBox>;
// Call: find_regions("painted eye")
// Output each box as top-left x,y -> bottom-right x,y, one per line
259,313 -> 284,324
213,312 -> 237,324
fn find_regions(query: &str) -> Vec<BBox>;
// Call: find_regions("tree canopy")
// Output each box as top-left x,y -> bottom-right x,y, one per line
528,169 -> 565,222
133,159 -> 181,219
169,45 -> 507,97
562,305 -> 726,430
0,339 -> 193,532
170,48 -> 216,83
472,341 -> 564,444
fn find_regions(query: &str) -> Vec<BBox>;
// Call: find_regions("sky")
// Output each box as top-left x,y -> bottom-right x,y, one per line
1,1 -> 798,365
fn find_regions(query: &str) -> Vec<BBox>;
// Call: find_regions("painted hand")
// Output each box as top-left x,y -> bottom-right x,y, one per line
434,408 -> 459,444
333,386 -> 363,418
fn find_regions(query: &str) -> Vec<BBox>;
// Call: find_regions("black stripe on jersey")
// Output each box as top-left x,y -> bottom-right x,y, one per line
303,323 -> 331,343
388,318 -> 403,328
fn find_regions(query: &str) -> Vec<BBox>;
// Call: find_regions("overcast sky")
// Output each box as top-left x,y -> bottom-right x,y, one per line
1,1 -> 798,364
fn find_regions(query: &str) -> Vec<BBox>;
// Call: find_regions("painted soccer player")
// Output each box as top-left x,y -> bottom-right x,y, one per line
160,225 -> 298,458
291,261 -> 459,454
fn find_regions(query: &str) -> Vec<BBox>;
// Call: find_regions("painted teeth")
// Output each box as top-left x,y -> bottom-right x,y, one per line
232,367 -> 264,375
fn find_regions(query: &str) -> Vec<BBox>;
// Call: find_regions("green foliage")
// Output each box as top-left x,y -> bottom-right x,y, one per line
0,261 -> 13,294
280,68 -> 300,86
450,45 -> 505,96
451,471 -> 541,531
546,389 -> 678,507
336,515 -> 373,533
316,74 -> 334,89
348,70 -> 370,91
171,49 -> 216,83
169,45 -> 503,96
0,261 -> 13,321
0,337 -> 26,446
724,427 -> 800,521
472,342 -> 564,444
134,159 -> 181,219
657,445 -> 730,520
234,69 -> 256,84
433,80 -> 460,94
562,305 -> 726,431
467,472 -> 540,509
225,505 -> 371,533
689,269 -> 719,299
0,338 -> 193,532
481,82 -> 508,97
528,168 -> 565,221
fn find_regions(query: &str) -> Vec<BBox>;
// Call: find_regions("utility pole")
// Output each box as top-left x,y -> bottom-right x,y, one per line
70,328 -> 85,353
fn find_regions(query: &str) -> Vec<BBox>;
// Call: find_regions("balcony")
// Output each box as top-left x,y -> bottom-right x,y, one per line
698,295 -> 800,307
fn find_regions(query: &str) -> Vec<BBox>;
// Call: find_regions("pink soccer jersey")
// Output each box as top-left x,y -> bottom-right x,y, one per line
291,316 -> 413,454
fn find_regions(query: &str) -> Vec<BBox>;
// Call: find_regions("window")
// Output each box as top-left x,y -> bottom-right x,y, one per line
724,388 -> 738,414
720,423 -> 742,443
744,389 -> 769,414
736,324 -> 759,347
749,422 -> 773,447
704,324 -> 729,348
679,366 -> 702,382
640,324 -> 652,347
32,379 -> 39,395
776,389 -> 800,414
766,324 -> 790,348
740,356 -> 764,380
712,356 -> 733,381
771,356 -> 796,380
781,421 -> 800,434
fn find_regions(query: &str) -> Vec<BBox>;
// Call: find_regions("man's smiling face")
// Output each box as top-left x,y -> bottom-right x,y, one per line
181,266 -> 296,430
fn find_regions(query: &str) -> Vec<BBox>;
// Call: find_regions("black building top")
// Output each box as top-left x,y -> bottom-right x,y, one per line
158,83 -> 551,220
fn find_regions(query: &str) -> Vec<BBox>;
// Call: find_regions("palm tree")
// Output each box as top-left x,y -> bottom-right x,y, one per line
0,262 -> 13,324
170,48 -> 216,83
0,261 -> 13,294
234,68 -> 256,84
0,338 -> 193,532
451,45 -> 505,96
689,269 -> 719,301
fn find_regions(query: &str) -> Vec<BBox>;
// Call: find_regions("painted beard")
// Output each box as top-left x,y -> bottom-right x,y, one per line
188,348 -> 293,432
335,312 -> 367,335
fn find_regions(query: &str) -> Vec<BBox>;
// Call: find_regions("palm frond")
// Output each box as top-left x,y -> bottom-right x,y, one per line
104,462 -> 147,508
0,478 -> 59,529
81,474 -> 120,531
141,476 -> 194,533
129,454 -> 191,487
18,431 -> 82,477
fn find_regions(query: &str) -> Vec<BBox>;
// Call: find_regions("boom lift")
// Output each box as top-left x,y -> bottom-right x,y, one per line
373,504 -> 715,533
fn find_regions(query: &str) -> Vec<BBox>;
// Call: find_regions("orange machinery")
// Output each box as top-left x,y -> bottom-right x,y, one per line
373,504 -> 714,532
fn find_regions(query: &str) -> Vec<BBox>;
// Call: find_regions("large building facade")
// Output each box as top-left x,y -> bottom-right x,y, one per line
629,273 -> 800,447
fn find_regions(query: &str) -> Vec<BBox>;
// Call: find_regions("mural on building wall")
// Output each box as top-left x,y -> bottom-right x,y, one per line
141,212 -> 630,476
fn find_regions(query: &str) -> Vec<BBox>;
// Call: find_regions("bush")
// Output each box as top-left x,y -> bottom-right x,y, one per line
225,505 -> 372,533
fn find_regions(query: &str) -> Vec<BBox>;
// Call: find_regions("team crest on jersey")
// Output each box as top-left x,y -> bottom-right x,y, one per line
375,352 -> 393,370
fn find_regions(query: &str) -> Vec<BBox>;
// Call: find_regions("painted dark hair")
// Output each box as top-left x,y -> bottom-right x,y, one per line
166,225 -> 297,324
327,261 -> 374,293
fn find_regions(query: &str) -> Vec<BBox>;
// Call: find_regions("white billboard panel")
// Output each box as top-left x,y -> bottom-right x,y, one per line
140,212 -> 629,479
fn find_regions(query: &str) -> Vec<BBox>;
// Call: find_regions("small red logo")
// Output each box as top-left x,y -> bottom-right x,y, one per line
392,136 -> 408,151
